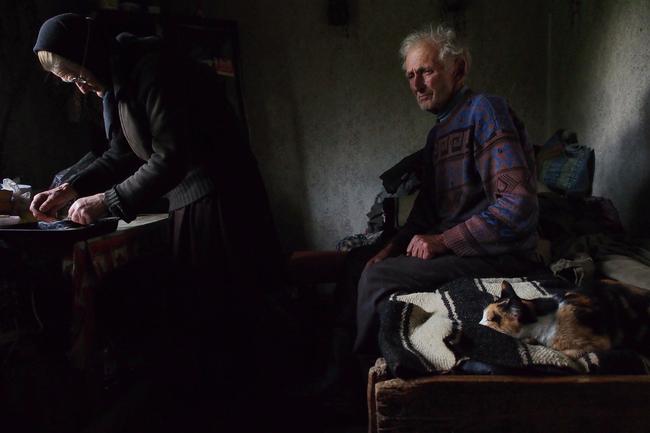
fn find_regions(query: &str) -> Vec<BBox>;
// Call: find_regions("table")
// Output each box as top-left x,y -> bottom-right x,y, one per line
0,214 -> 171,429
61,214 -> 171,368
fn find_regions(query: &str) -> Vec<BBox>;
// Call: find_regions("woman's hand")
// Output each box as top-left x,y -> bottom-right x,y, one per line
67,193 -> 108,225
30,183 -> 78,222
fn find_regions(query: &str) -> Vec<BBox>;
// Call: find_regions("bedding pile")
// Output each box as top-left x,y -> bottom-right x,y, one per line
379,275 -> 650,377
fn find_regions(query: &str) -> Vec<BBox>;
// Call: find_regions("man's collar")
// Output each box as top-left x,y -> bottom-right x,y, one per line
436,85 -> 469,123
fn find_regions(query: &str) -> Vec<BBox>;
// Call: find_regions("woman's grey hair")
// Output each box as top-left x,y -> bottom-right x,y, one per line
37,50 -> 80,75
399,24 -> 471,73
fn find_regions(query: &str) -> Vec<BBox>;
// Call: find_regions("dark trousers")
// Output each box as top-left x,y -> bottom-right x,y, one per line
355,252 -> 543,356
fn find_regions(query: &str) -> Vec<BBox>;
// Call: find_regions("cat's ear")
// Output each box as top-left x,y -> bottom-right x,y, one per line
500,281 -> 519,300
500,281 -> 529,319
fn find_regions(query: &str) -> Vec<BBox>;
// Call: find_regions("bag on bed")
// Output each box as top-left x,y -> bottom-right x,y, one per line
537,129 -> 595,197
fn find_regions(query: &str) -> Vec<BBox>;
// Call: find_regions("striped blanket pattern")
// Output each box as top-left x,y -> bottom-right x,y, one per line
379,275 -> 650,378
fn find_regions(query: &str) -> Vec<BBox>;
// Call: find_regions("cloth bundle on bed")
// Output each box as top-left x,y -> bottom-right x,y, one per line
379,275 -> 650,378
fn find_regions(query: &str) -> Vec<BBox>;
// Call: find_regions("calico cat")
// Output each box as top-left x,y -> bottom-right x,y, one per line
479,280 -> 650,359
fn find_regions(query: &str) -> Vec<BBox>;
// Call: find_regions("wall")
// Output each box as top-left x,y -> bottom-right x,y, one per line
1,0 -> 548,251
548,0 -> 650,236
201,0 -> 548,250
3,1 -> 648,248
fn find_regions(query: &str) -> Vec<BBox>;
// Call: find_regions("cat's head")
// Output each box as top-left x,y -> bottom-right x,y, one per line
479,281 -> 536,336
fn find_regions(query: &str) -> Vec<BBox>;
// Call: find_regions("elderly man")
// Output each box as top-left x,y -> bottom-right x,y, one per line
355,24 -> 542,355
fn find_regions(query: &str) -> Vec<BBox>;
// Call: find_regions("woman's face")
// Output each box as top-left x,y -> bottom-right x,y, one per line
54,67 -> 106,98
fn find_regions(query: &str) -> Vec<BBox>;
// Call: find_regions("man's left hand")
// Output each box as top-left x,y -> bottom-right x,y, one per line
406,234 -> 449,259
67,193 -> 108,225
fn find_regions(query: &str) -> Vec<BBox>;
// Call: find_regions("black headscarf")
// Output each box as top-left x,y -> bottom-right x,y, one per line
33,13 -> 111,86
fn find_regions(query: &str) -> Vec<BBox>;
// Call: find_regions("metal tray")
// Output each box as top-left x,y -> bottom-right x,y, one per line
0,218 -> 119,246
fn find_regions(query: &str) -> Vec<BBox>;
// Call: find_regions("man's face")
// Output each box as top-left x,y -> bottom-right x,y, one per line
404,43 -> 460,113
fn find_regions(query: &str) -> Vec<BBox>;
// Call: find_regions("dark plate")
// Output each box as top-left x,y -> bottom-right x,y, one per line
0,217 -> 119,247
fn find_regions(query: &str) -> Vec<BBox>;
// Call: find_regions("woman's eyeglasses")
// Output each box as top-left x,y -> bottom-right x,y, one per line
62,75 -> 89,85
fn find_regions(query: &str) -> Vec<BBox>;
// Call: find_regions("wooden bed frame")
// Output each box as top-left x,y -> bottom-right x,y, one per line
285,251 -> 650,432
368,358 -> 650,433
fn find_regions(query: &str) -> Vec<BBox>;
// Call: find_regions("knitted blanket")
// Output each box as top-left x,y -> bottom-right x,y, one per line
379,275 -> 650,378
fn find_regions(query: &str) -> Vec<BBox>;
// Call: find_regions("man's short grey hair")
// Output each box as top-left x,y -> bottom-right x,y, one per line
399,23 -> 471,72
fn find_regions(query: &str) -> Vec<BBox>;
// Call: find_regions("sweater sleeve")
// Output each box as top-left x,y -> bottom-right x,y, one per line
441,96 -> 538,256
69,128 -> 144,199
107,54 -> 193,221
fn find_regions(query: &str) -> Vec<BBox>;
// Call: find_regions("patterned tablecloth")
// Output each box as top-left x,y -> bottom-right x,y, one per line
62,214 -> 170,368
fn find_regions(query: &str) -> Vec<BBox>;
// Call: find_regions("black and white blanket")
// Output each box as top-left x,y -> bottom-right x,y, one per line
379,275 -> 650,378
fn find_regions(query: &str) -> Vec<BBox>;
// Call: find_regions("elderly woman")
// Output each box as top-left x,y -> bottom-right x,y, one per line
32,13 -> 283,288
31,13 -> 289,427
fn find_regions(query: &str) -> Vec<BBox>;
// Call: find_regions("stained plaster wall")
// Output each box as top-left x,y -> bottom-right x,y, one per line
2,0 -> 549,251
548,0 -> 650,236
202,0 -> 548,250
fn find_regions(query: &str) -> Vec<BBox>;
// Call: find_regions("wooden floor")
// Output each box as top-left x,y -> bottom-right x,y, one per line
368,358 -> 650,433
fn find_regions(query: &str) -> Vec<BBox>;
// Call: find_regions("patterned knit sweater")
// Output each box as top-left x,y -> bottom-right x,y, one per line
393,89 -> 539,256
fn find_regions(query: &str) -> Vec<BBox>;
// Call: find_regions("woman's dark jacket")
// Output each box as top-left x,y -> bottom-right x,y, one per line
70,33 -> 256,223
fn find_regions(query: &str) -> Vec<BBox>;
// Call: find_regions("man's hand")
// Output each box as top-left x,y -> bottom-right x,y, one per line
406,234 -> 449,259
30,183 -> 78,222
67,193 -> 108,225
